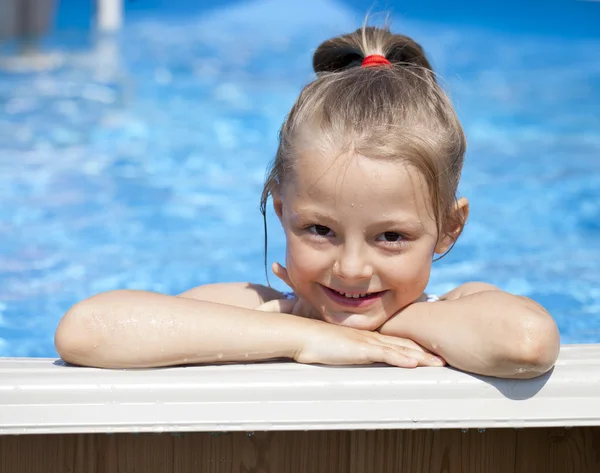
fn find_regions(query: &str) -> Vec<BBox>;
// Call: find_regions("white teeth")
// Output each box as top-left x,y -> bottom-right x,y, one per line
338,291 -> 369,299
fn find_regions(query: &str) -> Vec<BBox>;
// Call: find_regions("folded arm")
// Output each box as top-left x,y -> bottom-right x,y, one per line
377,283 -> 560,379
54,288 -> 305,368
55,283 -> 442,369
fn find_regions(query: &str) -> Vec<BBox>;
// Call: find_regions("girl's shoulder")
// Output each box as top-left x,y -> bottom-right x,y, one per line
438,282 -> 500,301
177,282 -> 286,309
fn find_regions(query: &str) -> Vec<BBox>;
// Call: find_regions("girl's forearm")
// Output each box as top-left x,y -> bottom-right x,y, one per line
378,291 -> 560,378
55,290 -> 309,368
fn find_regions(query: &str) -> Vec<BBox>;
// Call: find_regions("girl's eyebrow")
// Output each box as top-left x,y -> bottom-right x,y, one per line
372,218 -> 425,233
291,209 -> 424,233
290,209 -> 339,224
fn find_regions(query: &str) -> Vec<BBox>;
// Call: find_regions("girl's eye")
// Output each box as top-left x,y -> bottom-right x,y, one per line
308,225 -> 333,237
377,231 -> 404,243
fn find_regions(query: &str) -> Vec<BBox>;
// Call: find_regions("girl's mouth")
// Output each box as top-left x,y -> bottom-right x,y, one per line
320,285 -> 386,308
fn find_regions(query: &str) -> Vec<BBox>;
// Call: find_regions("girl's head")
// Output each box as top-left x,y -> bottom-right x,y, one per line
261,25 -> 469,330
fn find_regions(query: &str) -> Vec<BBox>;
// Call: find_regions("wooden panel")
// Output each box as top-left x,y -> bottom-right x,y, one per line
515,427 -> 600,473
0,434 -> 81,473
0,427 -> 597,473
173,432 -> 255,473
110,433 -> 174,473
257,430 -> 352,473
343,429 -> 516,473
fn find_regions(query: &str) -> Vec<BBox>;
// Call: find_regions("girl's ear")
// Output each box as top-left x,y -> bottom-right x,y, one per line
271,185 -> 284,221
434,197 -> 469,255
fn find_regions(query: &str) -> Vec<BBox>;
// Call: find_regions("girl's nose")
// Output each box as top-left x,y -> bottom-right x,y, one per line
333,245 -> 373,281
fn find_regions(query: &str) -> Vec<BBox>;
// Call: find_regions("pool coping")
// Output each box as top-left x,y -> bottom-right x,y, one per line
1,344 -> 599,435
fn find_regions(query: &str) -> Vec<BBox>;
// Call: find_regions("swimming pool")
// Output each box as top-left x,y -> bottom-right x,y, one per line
1,0 -> 599,357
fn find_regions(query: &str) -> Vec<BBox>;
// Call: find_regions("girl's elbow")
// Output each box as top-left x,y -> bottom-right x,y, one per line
54,292 -> 121,366
513,307 -> 561,377
55,304 -> 95,365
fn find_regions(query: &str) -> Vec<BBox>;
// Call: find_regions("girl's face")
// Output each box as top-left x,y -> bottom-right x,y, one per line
274,150 -> 455,331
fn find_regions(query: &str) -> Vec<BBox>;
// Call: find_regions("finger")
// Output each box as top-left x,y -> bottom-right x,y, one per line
402,346 -> 445,367
417,354 -> 446,367
256,299 -> 296,313
272,262 -> 294,289
406,348 -> 445,367
374,340 -> 445,367
370,346 -> 419,368
376,334 -> 445,366
375,333 -> 427,352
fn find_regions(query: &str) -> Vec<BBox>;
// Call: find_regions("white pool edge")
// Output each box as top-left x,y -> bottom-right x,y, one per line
1,344 -> 599,435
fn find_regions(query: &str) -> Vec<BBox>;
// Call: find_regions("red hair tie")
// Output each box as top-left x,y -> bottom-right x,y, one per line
361,54 -> 391,68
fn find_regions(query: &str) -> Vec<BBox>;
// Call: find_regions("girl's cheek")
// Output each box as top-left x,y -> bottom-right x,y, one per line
403,253 -> 434,292
285,238 -> 307,272
383,251 -> 432,293
286,240 -> 324,279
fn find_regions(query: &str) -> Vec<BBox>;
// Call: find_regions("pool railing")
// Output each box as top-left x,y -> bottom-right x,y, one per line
1,344 -> 599,472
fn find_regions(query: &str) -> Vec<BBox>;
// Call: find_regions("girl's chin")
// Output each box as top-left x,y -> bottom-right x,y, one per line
324,311 -> 387,331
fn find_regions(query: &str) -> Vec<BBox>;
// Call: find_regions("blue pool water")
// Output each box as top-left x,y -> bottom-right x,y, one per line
1,0 -> 599,357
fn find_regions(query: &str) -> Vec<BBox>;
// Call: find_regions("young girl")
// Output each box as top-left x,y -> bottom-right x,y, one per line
54,26 -> 560,379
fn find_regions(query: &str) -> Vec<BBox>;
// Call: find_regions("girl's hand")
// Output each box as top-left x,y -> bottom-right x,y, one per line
259,300 -> 445,367
295,320 -> 445,368
256,263 -> 445,368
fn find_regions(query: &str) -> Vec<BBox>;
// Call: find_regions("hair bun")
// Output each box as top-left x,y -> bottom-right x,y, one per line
385,33 -> 433,71
312,37 -> 363,73
313,26 -> 433,74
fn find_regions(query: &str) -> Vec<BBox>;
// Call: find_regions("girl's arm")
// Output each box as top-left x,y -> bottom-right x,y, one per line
55,286 -> 442,369
55,289 -> 304,368
377,283 -> 560,379
177,282 -> 285,308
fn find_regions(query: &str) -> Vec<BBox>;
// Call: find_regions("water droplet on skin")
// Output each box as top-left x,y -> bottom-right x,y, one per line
217,353 -> 223,360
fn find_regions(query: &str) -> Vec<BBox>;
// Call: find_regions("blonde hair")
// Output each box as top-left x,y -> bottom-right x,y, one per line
260,25 -> 466,258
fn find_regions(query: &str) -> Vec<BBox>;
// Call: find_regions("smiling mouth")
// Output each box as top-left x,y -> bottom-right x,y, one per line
320,285 -> 386,307
331,289 -> 383,299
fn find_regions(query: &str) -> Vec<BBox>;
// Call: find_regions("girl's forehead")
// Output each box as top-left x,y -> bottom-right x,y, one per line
281,154 -> 436,227
289,152 -> 426,199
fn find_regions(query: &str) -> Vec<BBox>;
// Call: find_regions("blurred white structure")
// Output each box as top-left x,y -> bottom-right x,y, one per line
97,0 -> 124,31
0,0 -> 123,41
0,0 -> 123,72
